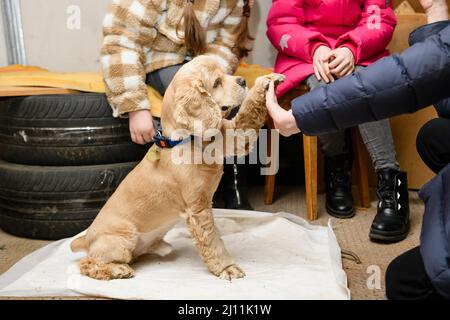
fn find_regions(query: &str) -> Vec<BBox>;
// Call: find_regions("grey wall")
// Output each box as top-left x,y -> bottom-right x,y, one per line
0,13 -> 8,67
247,1 -> 277,68
0,0 -> 276,71
19,0 -> 110,71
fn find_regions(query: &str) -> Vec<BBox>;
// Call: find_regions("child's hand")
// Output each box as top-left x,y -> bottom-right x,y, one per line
324,47 -> 355,79
313,46 -> 334,83
129,110 -> 155,145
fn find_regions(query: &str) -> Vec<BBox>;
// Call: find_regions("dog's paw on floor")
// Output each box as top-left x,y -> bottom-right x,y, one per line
110,264 -> 135,279
79,258 -> 134,281
219,264 -> 246,281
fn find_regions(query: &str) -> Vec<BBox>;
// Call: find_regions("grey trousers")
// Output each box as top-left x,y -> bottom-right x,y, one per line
146,63 -> 185,132
146,63 -> 184,96
305,67 -> 400,171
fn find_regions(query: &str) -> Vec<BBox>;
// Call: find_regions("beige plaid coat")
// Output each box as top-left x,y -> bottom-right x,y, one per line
101,0 -> 250,117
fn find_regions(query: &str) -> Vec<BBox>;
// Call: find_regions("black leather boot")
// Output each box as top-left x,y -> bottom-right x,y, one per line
370,169 -> 410,243
222,163 -> 253,210
325,154 -> 355,219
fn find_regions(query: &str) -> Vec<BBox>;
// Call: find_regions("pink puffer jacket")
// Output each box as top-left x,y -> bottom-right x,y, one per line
266,0 -> 397,97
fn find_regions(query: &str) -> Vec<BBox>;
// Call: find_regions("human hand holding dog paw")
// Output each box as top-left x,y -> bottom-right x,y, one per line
129,109 -> 155,145
254,73 -> 286,95
263,73 -> 286,89
266,82 -> 300,137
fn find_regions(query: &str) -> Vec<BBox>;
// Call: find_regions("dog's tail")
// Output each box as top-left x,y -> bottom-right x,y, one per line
71,235 -> 87,252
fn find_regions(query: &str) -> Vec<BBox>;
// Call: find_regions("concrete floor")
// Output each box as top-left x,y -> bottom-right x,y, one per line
0,186 -> 423,300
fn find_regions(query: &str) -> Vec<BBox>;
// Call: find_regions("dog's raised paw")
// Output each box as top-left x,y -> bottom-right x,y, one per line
255,73 -> 286,91
266,73 -> 286,87
219,264 -> 246,281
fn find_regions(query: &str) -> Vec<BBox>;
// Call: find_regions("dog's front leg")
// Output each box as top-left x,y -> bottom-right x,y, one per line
182,206 -> 245,280
221,73 -> 285,157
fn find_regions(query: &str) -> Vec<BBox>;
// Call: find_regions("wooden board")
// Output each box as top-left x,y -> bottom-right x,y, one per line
395,1 -> 417,14
390,108 -> 438,189
0,86 -> 77,97
387,14 -> 427,54
393,0 -> 450,13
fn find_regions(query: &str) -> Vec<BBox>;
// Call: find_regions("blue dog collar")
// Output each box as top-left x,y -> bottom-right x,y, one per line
153,130 -> 193,149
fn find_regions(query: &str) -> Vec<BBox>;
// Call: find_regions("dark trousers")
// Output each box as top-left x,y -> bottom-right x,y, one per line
385,117 -> 450,300
146,63 -> 185,132
416,118 -> 450,174
386,247 -> 444,300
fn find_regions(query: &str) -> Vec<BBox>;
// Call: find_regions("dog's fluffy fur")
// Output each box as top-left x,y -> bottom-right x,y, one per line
71,56 -> 284,281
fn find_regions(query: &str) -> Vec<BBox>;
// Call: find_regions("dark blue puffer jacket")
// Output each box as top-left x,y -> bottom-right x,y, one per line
419,161 -> 450,299
292,21 -> 450,135
291,20 -> 450,299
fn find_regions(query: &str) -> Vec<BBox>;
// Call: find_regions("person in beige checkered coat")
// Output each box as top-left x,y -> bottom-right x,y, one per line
101,0 -> 255,209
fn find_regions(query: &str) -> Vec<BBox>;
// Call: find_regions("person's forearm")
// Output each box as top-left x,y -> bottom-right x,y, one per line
425,0 -> 448,23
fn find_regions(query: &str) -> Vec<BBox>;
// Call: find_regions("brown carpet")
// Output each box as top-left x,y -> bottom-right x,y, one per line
0,186 -> 422,300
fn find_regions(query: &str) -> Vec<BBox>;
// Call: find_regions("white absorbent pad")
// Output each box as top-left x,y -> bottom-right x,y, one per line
0,210 -> 350,300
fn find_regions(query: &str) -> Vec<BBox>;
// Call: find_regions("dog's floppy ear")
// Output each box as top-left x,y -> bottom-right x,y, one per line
173,76 -> 222,135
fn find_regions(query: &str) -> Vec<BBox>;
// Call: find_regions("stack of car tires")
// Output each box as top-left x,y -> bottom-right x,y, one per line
0,94 -> 147,240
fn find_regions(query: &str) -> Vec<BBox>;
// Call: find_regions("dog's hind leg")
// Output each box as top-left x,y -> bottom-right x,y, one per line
79,234 -> 137,281
182,207 -> 245,280
134,219 -> 178,257
147,239 -> 174,257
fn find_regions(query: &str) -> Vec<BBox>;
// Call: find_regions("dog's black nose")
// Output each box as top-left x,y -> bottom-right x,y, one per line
236,77 -> 246,87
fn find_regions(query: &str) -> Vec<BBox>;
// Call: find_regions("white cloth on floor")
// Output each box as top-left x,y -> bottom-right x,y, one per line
0,210 -> 350,300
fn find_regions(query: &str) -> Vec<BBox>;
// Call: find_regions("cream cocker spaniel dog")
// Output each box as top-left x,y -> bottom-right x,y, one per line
71,55 -> 285,281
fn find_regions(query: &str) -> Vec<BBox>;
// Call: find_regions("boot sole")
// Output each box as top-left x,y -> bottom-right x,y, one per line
326,205 -> 355,219
369,223 -> 410,244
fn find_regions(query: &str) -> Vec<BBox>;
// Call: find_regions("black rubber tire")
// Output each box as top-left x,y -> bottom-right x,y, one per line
0,160 -> 138,240
0,94 -> 149,166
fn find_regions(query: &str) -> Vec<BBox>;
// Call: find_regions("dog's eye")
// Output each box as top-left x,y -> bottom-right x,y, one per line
213,78 -> 222,88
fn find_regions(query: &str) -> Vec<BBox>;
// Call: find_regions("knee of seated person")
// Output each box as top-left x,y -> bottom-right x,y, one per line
385,255 -> 404,300
416,118 -> 446,160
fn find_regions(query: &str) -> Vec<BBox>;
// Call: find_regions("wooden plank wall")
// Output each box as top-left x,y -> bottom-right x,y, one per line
392,0 -> 450,13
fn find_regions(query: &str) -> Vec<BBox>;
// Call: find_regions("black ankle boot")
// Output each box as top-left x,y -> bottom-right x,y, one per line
370,169 -> 410,243
222,163 -> 253,210
325,155 -> 355,219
